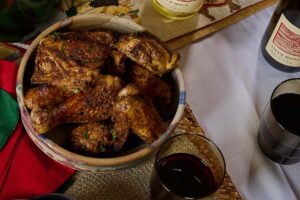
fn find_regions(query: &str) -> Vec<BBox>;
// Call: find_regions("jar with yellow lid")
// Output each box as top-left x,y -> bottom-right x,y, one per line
152,0 -> 206,20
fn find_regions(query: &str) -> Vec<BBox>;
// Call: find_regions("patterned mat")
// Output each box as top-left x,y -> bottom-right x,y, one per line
60,0 -> 277,49
63,105 -> 242,200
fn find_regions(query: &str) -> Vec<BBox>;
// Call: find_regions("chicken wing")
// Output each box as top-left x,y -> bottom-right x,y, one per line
69,122 -> 112,155
30,75 -> 124,134
116,34 -> 180,76
113,84 -> 166,144
69,122 -> 126,155
24,84 -> 69,109
129,63 -> 172,116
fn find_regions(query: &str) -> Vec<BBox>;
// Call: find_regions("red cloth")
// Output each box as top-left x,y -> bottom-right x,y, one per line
0,60 -> 18,95
0,61 -> 75,200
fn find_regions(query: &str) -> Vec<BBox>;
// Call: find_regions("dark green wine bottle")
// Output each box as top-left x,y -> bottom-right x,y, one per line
261,0 -> 300,72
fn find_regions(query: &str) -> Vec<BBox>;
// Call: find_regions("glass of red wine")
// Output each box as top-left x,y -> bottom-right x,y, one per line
150,134 -> 226,200
257,78 -> 300,165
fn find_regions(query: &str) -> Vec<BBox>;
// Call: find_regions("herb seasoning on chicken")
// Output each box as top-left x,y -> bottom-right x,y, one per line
24,30 -> 180,156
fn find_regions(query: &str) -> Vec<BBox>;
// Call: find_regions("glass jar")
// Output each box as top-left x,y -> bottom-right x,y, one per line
152,0 -> 206,20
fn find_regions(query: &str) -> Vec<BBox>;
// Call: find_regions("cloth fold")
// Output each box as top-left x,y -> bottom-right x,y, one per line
0,60 -> 18,95
0,60 -> 75,200
0,88 -> 19,149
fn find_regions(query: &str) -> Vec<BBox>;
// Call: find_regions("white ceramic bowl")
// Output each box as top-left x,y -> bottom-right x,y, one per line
16,14 -> 185,172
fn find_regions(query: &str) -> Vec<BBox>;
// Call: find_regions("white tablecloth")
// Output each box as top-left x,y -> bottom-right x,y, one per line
180,6 -> 300,200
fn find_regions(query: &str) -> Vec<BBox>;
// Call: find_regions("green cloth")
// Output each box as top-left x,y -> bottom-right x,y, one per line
0,88 -> 19,150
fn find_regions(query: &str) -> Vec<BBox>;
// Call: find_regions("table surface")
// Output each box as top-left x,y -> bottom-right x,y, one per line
2,4 -> 300,200
180,5 -> 300,200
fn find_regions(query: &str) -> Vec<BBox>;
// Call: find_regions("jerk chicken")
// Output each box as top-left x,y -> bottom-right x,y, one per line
69,122 -> 125,155
82,31 -> 116,46
31,31 -> 115,94
36,31 -> 115,69
129,63 -> 173,116
116,33 -> 180,76
30,75 -> 124,134
113,84 -> 166,144
25,30 -> 180,156
24,84 -> 68,109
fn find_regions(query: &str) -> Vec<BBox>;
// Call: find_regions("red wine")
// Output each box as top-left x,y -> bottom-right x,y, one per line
261,0 -> 300,72
257,93 -> 300,164
152,153 -> 216,199
271,93 -> 300,134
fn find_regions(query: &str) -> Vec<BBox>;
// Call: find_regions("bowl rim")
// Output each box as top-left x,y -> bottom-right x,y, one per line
16,14 -> 186,170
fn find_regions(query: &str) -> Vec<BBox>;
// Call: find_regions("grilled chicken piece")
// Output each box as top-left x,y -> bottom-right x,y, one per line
83,31 -> 116,46
118,83 -> 140,97
69,122 -> 125,155
116,34 -> 180,76
113,84 -> 166,144
102,50 -> 127,76
31,31 -> 114,93
111,50 -> 127,75
37,31 -> 114,69
33,46 -> 100,94
24,84 -> 69,109
30,75 -> 124,134
129,63 -> 172,115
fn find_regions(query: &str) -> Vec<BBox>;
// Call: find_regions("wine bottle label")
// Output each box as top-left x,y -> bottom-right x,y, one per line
157,0 -> 205,13
266,14 -> 300,67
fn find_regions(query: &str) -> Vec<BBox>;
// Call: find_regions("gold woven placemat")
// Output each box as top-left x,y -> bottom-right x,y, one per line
63,105 -> 242,200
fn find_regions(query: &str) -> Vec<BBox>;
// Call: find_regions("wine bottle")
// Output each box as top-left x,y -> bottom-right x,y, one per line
152,0 -> 205,20
261,0 -> 300,72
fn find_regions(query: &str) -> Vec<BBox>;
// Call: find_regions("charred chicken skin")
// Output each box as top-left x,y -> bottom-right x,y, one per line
30,75 -> 124,134
113,84 -> 166,144
31,31 -> 115,93
24,84 -> 68,109
116,34 -> 180,76
36,31 -> 114,69
82,31 -> 116,46
69,122 -> 125,155
129,63 -> 172,115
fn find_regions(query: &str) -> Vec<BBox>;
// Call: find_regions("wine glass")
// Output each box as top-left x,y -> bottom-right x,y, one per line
150,133 -> 226,200
257,78 -> 300,164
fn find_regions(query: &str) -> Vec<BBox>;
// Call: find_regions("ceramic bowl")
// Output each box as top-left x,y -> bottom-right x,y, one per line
32,193 -> 74,200
16,14 -> 185,172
